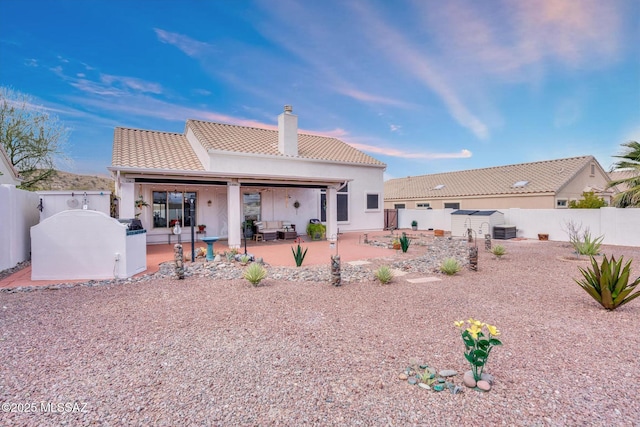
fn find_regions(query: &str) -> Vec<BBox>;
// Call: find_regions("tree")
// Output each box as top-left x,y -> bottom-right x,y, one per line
607,141 -> 640,208
0,87 -> 69,190
569,191 -> 607,208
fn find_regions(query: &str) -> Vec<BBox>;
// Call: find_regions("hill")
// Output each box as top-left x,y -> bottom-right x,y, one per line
32,170 -> 115,192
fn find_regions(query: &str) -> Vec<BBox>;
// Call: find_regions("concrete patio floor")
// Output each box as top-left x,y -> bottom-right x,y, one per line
0,230 -> 420,290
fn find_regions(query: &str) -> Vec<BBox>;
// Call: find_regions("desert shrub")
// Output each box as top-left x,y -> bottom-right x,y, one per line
440,258 -> 461,275
243,263 -> 267,286
375,265 -> 394,284
238,255 -> 250,265
575,255 -> 640,310
563,220 -> 604,256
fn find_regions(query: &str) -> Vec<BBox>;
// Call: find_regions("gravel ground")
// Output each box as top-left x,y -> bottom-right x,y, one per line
1,239 -> 639,426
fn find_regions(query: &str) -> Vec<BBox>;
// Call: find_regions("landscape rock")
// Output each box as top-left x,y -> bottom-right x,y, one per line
463,371 -> 477,388
477,380 -> 491,391
398,373 -> 408,380
439,369 -> 457,377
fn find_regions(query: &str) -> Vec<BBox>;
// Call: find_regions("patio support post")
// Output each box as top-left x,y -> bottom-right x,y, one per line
326,186 -> 338,241
227,181 -> 241,248
119,179 -> 135,219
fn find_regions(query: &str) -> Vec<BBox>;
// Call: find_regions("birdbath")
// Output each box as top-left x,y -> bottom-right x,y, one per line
201,236 -> 218,261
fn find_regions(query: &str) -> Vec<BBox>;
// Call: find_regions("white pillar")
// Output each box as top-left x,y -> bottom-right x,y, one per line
326,187 -> 338,241
119,180 -> 135,219
227,181 -> 241,248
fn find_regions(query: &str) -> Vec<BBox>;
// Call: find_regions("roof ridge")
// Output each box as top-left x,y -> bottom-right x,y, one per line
387,155 -> 594,182
115,126 -> 184,136
186,119 -> 342,140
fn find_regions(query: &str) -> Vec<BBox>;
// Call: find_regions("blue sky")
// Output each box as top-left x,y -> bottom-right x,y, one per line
1,0 -> 638,179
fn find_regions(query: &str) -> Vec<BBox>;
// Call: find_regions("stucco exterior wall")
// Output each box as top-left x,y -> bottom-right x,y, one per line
398,207 -> 638,247
31,210 -> 146,280
385,194 -> 555,210
37,190 -> 112,221
0,184 -> 40,270
556,161 -> 612,205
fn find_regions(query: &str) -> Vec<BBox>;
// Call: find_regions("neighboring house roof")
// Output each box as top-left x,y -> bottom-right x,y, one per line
608,169 -> 638,192
385,155 -> 601,200
187,120 -> 384,166
112,128 -> 204,171
112,120 -> 384,171
0,143 -> 22,183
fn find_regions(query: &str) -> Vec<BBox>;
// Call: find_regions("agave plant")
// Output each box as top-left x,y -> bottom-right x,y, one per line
243,263 -> 267,286
375,265 -> 394,284
575,255 -> 640,310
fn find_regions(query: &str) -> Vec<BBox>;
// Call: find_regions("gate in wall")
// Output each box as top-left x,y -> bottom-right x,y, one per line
384,209 -> 398,230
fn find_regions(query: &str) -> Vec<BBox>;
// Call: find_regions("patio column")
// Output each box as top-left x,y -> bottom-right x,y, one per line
227,181 -> 241,248
119,180 -> 135,219
326,186 -> 338,241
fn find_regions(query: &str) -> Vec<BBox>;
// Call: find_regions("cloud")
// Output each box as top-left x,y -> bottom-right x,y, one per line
154,28 -> 215,57
347,140 -> 472,160
100,74 -> 163,94
389,124 -> 401,133
24,58 -> 38,67
554,98 -> 583,128
337,87 -> 415,109
352,3 -> 490,140
417,0 -> 624,80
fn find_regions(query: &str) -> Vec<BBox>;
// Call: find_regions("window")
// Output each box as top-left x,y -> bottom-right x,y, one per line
590,163 -> 595,176
416,203 -> 430,208
153,191 -> 197,228
394,203 -> 405,209
366,193 -> 379,210
556,199 -> 568,208
243,192 -> 261,222
320,184 -> 348,222
444,202 -> 460,209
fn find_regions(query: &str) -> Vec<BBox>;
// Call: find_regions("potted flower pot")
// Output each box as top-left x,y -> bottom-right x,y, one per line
538,233 -> 549,241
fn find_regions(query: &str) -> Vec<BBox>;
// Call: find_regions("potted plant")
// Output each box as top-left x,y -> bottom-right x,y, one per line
411,220 -> 418,231
198,224 -> 206,233
306,222 -> 326,240
134,195 -> 149,218
392,237 -> 401,250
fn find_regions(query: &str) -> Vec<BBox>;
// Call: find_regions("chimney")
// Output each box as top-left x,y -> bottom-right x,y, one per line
278,105 -> 298,156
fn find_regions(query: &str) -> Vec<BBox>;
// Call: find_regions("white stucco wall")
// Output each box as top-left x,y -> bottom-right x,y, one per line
37,190 -> 111,221
0,185 -> 40,270
31,210 -> 146,280
398,207 -> 638,247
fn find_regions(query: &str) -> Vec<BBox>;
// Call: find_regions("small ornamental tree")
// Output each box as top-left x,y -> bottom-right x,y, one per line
569,191 -> 607,209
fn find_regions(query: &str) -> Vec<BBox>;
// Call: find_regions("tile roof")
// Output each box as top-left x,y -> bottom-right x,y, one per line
384,156 -> 598,200
112,128 -> 204,171
608,169 -> 639,192
186,120 -> 385,166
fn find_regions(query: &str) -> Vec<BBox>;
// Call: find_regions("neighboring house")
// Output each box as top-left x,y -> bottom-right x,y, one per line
384,155 -> 613,210
608,169 -> 638,192
0,144 -> 22,186
109,106 -> 386,247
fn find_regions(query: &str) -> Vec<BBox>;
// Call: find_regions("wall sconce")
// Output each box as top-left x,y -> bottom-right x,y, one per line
207,200 -> 212,207
37,198 -> 44,212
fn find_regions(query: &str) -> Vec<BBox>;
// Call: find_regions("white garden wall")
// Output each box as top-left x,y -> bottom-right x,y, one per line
31,210 -> 146,280
398,207 -> 638,247
37,190 -> 111,221
0,184 -> 40,270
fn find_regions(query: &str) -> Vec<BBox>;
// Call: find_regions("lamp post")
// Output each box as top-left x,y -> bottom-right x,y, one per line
189,197 -> 195,262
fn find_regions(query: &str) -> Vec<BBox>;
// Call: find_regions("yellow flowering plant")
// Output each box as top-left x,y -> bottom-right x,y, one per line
455,318 -> 502,381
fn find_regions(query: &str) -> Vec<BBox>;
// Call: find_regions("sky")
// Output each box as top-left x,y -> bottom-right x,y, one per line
0,0 -> 638,180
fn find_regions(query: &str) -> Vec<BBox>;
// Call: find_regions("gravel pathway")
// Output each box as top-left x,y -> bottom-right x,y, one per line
1,239 -> 639,426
